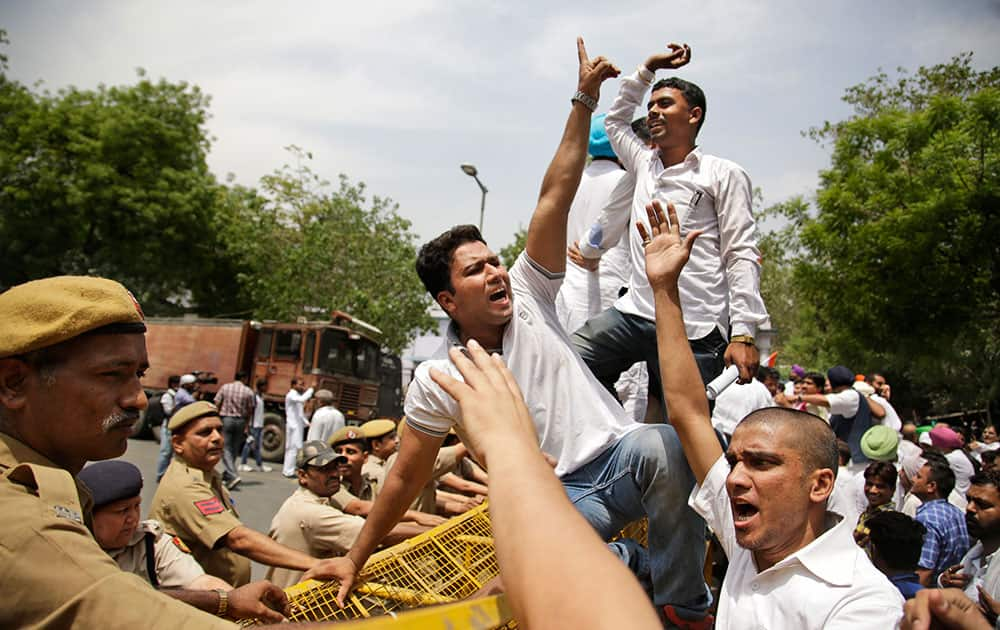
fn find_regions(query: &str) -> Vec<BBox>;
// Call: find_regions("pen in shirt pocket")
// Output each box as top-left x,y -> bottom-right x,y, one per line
689,190 -> 703,207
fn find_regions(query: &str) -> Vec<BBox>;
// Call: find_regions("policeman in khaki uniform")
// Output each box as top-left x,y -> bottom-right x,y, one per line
360,419 -> 399,488
267,441 -> 362,588
269,441 -> 433,588
326,426 -> 445,528
329,425 -> 380,504
0,276 -> 244,628
79,459 -> 230,591
152,400 -> 345,589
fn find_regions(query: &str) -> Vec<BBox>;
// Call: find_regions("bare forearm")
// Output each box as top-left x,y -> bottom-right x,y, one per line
525,101 -> 592,272
346,469 -> 427,568
226,526 -> 316,571
652,285 -> 720,483
799,394 -> 830,408
488,438 -> 659,630
160,588 -> 226,616
383,522 -> 430,546
438,472 -> 487,496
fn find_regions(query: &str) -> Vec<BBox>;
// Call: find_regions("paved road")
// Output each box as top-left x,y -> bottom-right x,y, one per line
119,436 -> 299,581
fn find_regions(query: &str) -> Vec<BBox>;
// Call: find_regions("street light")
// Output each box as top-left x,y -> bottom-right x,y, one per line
460,163 -> 488,232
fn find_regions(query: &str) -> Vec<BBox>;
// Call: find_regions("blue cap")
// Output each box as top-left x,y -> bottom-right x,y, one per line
78,460 -> 143,509
589,114 -> 616,160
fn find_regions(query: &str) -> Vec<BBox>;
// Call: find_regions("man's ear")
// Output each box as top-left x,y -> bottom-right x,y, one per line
171,430 -> 185,456
809,467 -> 836,505
0,358 -> 31,412
437,290 -> 457,317
688,106 -> 703,128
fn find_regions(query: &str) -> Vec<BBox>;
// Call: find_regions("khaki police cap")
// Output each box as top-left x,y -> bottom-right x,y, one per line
328,425 -> 366,448
362,419 -> 397,440
0,275 -> 146,358
168,401 -> 221,432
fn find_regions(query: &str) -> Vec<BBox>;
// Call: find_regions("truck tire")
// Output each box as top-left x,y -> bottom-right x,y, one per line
261,412 -> 286,463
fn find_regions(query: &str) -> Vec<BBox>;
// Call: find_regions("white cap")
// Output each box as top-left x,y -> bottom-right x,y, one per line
179,374 -> 197,385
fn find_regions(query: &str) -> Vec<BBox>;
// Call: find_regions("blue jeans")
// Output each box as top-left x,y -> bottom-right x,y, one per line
156,421 -> 173,482
572,307 -> 727,420
561,424 -> 709,611
221,416 -> 246,481
241,427 -> 263,468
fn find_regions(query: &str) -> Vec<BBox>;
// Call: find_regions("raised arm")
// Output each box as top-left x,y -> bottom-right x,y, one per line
576,170 -> 636,260
524,37 -> 619,273
640,199 -> 721,484
429,340 -> 660,630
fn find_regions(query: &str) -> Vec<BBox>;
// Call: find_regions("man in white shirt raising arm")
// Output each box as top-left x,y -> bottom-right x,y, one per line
640,198 -> 903,629
305,39 -> 715,627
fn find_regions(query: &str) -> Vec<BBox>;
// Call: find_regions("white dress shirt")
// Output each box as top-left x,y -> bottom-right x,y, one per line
405,253 -> 641,477
556,160 -> 633,335
690,456 -> 903,629
710,379 -> 774,437
603,65 -> 769,340
284,387 -> 314,431
307,406 -> 345,444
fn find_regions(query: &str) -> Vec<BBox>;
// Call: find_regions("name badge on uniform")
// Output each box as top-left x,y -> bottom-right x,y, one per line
53,504 -> 83,523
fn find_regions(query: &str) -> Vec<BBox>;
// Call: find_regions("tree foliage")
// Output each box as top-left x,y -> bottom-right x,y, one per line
0,60 -> 239,313
764,53 -> 1000,414
499,227 -> 527,269
216,147 -> 435,354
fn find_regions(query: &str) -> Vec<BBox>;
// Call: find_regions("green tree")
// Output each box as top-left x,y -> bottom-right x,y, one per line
217,148 -> 434,354
499,226 -> 527,268
767,53 -> 1000,413
0,46 -> 240,314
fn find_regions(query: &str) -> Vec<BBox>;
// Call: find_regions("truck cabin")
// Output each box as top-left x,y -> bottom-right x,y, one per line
254,322 -> 380,421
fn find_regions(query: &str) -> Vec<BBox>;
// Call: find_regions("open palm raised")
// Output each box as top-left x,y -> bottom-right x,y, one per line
637,200 -> 701,291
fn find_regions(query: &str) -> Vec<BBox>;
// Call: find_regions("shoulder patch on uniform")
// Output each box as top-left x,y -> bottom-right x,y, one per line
194,497 -> 225,515
171,535 -> 192,554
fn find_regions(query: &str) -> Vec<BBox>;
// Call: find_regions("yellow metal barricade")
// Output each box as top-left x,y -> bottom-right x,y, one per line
240,501 -> 647,628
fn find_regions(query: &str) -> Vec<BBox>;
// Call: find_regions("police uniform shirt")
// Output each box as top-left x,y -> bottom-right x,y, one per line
110,519 -> 206,589
0,433 -> 234,629
361,456 -> 386,488
266,486 -> 365,589
149,455 -> 251,587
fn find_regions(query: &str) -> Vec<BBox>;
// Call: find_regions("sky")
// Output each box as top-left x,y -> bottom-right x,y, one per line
3,0 -> 999,249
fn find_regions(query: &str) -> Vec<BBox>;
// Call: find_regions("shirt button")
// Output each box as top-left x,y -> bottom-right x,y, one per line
751,583 -> 759,592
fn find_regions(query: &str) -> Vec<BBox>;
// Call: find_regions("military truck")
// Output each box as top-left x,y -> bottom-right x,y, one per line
133,312 -> 403,461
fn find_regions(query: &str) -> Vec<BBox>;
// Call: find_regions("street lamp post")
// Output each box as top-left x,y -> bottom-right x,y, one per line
460,163 -> 488,232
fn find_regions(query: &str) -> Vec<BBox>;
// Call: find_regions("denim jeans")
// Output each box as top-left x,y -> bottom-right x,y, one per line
561,424 -> 709,611
156,420 -> 173,482
241,426 -> 263,468
572,307 -> 727,420
221,416 -> 246,482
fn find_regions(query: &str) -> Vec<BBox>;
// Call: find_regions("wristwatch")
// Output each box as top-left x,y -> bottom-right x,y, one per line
215,588 -> 229,617
571,91 -> 598,112
730,334 -> 756,346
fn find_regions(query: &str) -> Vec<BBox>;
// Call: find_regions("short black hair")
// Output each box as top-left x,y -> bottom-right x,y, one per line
737,407 -> 839,477
650,77 -> 706,134
836,439 -> 851,467
630,118 -> 651,143
923,456 -> 956,498
971,469 -> 1000,490
864,461 -> 898,489
983,451 -> 1000,466
235,371 -> 248,381
867,511 -> 926,571
757,366 -> 779,382
167,374 -> 181,388
804,371 -> 826,390
416,225 -> 487,297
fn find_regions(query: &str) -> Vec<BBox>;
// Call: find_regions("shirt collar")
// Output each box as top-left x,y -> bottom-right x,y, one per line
445,320 -> 507,356
763,511 -> 857,587
653,145 -> 702,169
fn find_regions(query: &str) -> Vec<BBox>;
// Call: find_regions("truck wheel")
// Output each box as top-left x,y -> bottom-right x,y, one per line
261,413 -> 286,463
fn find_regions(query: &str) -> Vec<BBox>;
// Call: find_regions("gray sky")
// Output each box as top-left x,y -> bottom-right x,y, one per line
4,1 -> 999,248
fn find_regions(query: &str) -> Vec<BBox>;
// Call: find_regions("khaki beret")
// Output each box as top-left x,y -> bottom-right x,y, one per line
328,425 -> 366,448
362,419 -> 397,439
168,401 -> 220,432
315,389 -> 335,402
0,275 -> 146,358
